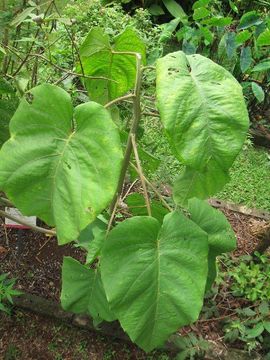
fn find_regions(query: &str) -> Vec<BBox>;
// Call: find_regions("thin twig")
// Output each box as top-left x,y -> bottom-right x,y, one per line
105,93 -> 135,109
0,197 -> 13,207
52,0 -> 85,77
106,197 -> 119,235
122,179 -> 138,201
131,134 -> 151,217
28,54 -> 113,81
0,209 -> 56,236
142,111 -> 160,118
130,162 -> 173,212
12,0 -> 54,76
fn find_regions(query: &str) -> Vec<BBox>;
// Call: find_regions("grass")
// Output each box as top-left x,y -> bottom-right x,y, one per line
218,145 -> 270,211
142,116 -> 270,211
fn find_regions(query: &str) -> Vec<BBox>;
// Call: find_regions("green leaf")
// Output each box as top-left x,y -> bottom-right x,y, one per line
160,18 -> 181,43
61,257 -> 116,322
162,0 -> 187,21
0,78 -> 14,95
245,323 -> 264,339
193,7 -> 210,21
264,321 -> 270,334
156,51 -> 249,203
101,212 -> 209,351
125,193 -> 169,224
240,47 -> 252,73
229,0 -> 238,13
252,60 -> 270,72
77,216 -> 107,250
200,27 -> 214,44
251,82 -> 265,103
257,29 -> 270,46
192,0 -> 210,10
188,198 -> 236,290
235,30 -> 252,45
188,198 -> 236,255
173,166 -> 230,205
259,301 -> 269,316
10,7 -> 35,27
0,45 -> 6,55
225,32 -> 236,59
79,27 -> 110,57
0,84 -> 123,244
76,216 -> 107,264
238,11 -> 263,30
80,28 -> 146,105
202,17 -> 232,27
149,4 -> 165,16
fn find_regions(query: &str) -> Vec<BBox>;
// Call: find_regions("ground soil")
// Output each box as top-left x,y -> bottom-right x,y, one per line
0,207 -> 267,359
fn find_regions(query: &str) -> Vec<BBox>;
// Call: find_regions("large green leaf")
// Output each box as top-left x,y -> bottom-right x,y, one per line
0,84 -> 123,244
188,198 -> 236,290
156,51 -> 249,204
173,165 -> 230,206
61,257 -> 115,322
238,11 -> 263,30
80,28 -> 146,105
101,212 -> 209,351
240,46 -> 252,73
257,29 -> 270,46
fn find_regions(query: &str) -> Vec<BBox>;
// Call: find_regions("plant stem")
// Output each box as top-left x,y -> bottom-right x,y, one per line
109,52 -> 143,214
0,197 -> 13,207
28,54 -> 112,81
131,134 -> 151,216
130,162 -> 173,212
0,209 -> 56,236
105,93 -> 135,109
142,111 -> 160,118
12,1 -> 54,76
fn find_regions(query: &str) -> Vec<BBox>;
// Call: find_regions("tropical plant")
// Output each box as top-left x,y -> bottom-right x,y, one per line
0,273 -> 21,314
0,25 -> 249,352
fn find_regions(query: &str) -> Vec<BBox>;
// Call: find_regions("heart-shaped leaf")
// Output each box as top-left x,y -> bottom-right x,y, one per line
101,211 -> 208,351
0,84 -> 123,244
156,51 -> 249,204
80,28 -> 146,104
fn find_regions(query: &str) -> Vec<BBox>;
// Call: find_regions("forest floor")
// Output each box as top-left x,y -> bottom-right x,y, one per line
0,205 -> 267,360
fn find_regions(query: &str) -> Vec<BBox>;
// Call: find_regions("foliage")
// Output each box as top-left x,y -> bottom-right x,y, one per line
0,84 -> 123,244
174,333 -> 209,360
0,273 -> 21,314
156,51 -> 249,203
0,77 -> 18,148
228,252 -> 270,302
155,0 -> 270,124
224,301 -> 270,353
0,1 -> 251,353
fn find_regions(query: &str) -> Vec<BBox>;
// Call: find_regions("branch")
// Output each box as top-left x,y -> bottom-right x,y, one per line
131,134 -> 151,216
0,209 -> 56,236
105,93 -> 135,109
0,196 -> 13,207
130,162 -> 173,212
28,54 -> 114,81
142,111 -> 160,118
109,52 -> 143,214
